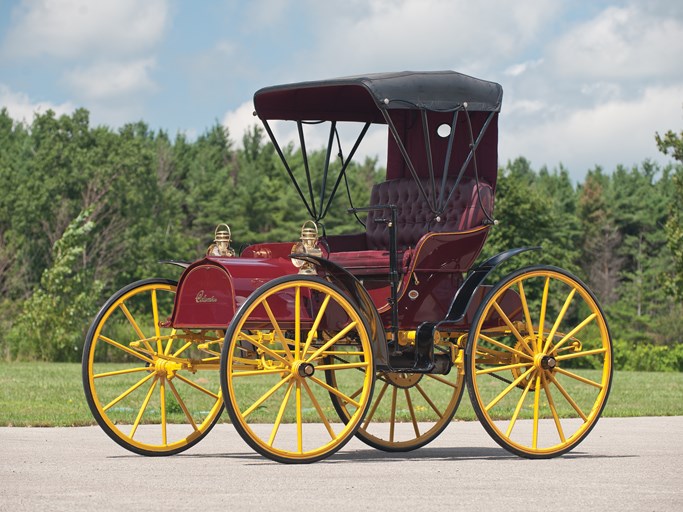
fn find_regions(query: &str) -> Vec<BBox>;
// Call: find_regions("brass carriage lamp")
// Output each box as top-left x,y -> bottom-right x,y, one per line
207,223 -> 236,257
291,220 -> 322,274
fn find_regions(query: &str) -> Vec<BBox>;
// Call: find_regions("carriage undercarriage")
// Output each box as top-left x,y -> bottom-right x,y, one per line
82,71 -> 612,463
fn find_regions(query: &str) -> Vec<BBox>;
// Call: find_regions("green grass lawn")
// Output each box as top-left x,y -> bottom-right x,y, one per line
0,362 -> 681,427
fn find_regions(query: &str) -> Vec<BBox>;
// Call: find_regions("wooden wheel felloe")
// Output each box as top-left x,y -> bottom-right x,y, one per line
82,279 -> 224,456
465,266 -> 613,458
326,343 -> 465,452
220,275 -> 375,464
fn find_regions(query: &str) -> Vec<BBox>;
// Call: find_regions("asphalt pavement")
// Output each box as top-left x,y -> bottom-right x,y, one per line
1,417 -> 682,511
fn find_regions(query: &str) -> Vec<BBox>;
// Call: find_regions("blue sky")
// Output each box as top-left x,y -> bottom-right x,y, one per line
1,0 -> 682,180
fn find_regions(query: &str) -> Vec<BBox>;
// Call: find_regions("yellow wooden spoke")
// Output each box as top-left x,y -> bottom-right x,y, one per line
151,290 -> 163,354
103,372 -> 156,411
309,375 -> 360,408
174,373 -> 220,400
541,372 -> 565,443
294,286 -> 301,359
537,276 -> 550,347
478,333 -> 534,361
300,293 -> 331,362
304,321 -> 358,363
94,367 -> 149,379
425,373 -> 463,389
517,280 -> 537,351
242,373 -> 294,419
268,380 -> 294,446
362,380 -> 389,428
475,361 -> 534,375
492,301 -> 534,355
548,373 -> 588,421
160,377 -> 167,446
129,376 -> 158,439
164,328 -> 177,355
239,331 -> 291,367
99,335 -> 154,365
543,288 -> 576,354
484,366 -> 535,412
302,379 -> 336,440
532,373 -> 542,450
505,376 -> 534,437
231,368 -> 290,378
415,383 -> 443,417
171,341 -> 193,358
167,379 -> 198,432
551,314 -> 597,353
314,361 -> 369,371
120,303 -> 155,354
262,298 -> 294,361
555,347 -> 607,361
296,380 -> 303,454
389,386 -> 398,442
405,388 -> 420,437
554,367 -> 603,389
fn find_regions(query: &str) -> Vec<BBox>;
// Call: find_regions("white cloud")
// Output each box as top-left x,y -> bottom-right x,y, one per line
505,59 -> 543,77
222,101 -> 259,144
298,0 -> 560,75
0,84 -> 75,123
500,85 -> 683,177
63,59 -> 157,100
2,0 -> 169,60
549,5 -> 683,81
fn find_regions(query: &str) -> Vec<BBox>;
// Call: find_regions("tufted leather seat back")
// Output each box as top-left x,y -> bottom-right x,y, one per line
365,177 -> 493,251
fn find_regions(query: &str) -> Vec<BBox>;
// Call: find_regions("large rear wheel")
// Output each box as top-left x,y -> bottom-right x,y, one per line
220,275 -> 375,464
83,279 -> 224,455
326,342 -> 465,452
465,266 -> 612,458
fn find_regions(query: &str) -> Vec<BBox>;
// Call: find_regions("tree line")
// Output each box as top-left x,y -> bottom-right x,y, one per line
0,107 -> 681,369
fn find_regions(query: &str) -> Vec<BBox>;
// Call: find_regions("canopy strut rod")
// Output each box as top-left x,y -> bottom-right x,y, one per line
320,122 -> 371,220
441,110 -> 496,211
421,109 -> 437,208
438,110 -> 459,211
381,108 -> 436,214
297,120 -> 318,218
319,122 -> 337,219
261,119 -> 317,219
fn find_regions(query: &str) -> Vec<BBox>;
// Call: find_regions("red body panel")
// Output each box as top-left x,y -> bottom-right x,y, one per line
171,254 -> 300,329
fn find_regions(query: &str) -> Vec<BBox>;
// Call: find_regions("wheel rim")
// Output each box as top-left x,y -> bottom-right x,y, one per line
326,343 -> 464,452
223,278 -> 374,462
467,268 -> 612,457
83,281 -> 224,454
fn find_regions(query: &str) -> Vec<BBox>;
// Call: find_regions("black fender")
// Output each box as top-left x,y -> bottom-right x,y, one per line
415,246 -> 541,346
290,254 -> 390,369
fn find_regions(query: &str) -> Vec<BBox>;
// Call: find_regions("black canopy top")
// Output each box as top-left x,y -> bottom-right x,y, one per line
253,70 -> 503,122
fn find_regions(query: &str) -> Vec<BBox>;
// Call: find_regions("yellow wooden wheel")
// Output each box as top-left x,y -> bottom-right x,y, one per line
465,266 -> 613,458
220,275 -> 375,463
325,344 -> 465,451
83,279 -> 224,455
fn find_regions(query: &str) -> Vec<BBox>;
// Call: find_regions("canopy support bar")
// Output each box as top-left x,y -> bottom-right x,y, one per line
319,122 -> 337,218
421,109 -> 437,208
438,110 -> 459,209
320,122 -> 371,220
297,121 -> 317,218
441,110 -> 496,211
262,119 -> 317,219
381,108 -> 436,214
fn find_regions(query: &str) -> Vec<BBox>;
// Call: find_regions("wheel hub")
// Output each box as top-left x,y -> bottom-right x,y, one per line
153,357 -> 182,379
294,362 -> 315,378
541,355 -> 557,370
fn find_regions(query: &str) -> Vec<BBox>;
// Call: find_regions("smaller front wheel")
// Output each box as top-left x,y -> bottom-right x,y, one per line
466,266 -> 612,458
220,275 -> 375,464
